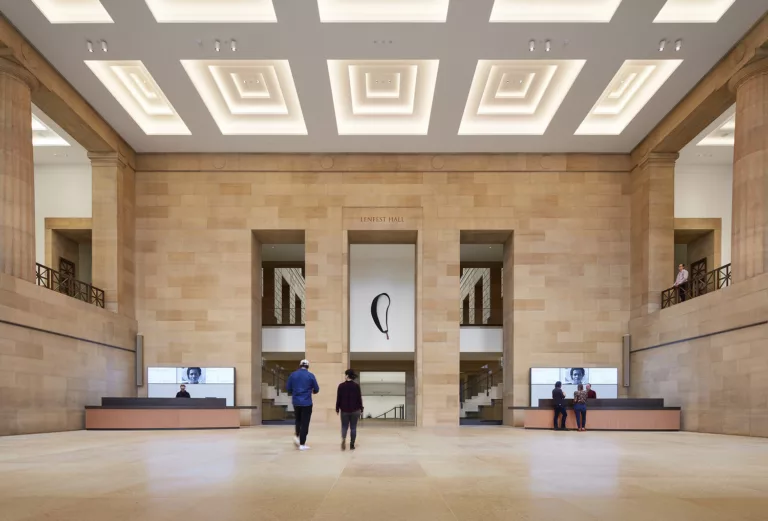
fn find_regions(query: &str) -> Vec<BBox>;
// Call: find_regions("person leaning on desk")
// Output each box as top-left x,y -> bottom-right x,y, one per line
176,384 -> 191,398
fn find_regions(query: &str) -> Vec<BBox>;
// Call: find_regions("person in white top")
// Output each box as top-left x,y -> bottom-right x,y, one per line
674,263 -> 689,302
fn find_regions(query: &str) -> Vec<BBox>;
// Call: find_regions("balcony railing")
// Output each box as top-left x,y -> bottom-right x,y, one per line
661,263 -> 731,310
35,263 -> 105,308
459,307 -> 503,326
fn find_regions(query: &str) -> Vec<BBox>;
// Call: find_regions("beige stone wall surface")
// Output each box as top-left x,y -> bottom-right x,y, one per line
134,158 -> 630,426
0,272 -> 137,435
629,271 -> 768,437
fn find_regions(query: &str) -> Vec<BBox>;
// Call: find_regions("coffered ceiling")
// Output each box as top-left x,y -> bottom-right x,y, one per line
2,0 -> 764,154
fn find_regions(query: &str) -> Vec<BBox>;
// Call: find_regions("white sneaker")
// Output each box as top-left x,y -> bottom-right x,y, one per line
293,436 -> 300,447
299,445 -> 311,451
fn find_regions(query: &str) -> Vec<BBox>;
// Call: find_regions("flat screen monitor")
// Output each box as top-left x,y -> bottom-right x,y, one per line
147,367 -> 235,405
529,367 -> 618,407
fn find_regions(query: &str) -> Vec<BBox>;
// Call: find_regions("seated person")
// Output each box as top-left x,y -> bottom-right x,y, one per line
176,384 -> 190,398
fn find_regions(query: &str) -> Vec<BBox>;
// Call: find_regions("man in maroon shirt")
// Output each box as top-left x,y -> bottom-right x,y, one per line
586,384 -> 597,399
336,369 -> 364,451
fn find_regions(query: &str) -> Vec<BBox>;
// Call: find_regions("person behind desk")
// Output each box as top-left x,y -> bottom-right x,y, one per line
552,381 -> 567,431
176,384 -> 190,398
586,383 -> 596,399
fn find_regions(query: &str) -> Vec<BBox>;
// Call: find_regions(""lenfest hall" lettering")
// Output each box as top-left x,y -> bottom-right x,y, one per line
360,216 -> 404,223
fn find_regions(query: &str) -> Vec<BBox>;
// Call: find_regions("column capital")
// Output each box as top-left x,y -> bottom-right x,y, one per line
88,151 -> 127,168
0,58 -> 38,91
729,51 -> 768,93
637,152 -> 679,170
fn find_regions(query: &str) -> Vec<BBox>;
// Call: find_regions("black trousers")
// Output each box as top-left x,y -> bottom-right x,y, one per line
678,286 -> 687,302
294,405 -> 313,445
340,411 -> 360,444
553,405 -> 567,430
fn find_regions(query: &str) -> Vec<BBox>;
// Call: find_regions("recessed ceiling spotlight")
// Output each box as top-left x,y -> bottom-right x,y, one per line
529,39 -> 536,52
230,39 -> 237,52
545,40 -> 551,52
658,39 -> 667,52
86,40 -> 94,53
674,39 -> 682,51
100,40 -> 108,52
214,39 -> 221,52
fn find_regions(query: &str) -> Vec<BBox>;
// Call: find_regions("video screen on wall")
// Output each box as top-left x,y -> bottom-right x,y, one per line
147,367 -> 235,405
529,367 -> 618,407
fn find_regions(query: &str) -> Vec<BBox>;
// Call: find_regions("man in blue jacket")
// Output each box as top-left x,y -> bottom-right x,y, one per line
286,359 -> 319,451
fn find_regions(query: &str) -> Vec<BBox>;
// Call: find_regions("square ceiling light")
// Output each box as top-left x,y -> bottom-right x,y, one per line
459,60 -> 585,135
698,115 -> 735,146
317,0 -> 449,22
489,0 -> 623,22
144,0 -> 277,22
32,115 -> 70,146
575,59 -> 682,135
30,0 -> 113,23
654,0 -> 735,23
328,60 -> 439,134
85,60 -> 190,135
182,60 -> 306,135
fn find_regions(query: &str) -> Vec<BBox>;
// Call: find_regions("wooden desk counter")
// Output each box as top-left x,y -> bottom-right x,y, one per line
85,407 -> 241,430
515,399 -> 681,431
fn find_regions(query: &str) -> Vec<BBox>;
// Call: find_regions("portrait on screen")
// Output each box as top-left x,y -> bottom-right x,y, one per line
180,367 -> 205,384
564,367 -> 588,385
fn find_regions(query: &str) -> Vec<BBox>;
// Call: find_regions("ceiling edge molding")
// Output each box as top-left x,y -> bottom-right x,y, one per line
0,15 -> 135,169
135,153 -> 632,173
630,13 -> 768,169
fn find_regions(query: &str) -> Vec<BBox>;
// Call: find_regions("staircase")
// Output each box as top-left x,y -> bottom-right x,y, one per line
460,366 -> 503,424
460,383 -> 502,418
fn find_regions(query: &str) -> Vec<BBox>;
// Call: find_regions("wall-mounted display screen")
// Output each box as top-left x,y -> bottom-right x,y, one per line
147,367 -> 235,405
529,367 -> 618,407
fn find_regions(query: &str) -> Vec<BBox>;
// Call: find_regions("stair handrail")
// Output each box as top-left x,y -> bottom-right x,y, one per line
373,405 -> 405,419
460,366 -> 503,404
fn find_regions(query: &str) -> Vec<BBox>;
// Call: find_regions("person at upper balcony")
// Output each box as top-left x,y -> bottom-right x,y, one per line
674,263 -> 689,302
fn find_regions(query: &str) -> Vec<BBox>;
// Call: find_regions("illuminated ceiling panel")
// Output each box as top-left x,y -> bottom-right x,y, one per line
32,114 -> 70,146
144,0 -> 277,23
85,60 -> 190,135
575,59 -> 682,135
182,60 -> 306,135
654,0 -> 736,23
328,60 -> 439,135
489,0 -> 623,22
459,60 -> 585,135
30,0 -> 113,23
698,115 -> 735,146
317,0 -> 449,22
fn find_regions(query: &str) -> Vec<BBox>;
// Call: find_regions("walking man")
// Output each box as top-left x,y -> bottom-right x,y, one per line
336,369 -> 364,451
286,359 -> 319,451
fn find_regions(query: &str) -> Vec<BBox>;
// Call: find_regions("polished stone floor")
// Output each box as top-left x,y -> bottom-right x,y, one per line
1,426 -> 768,521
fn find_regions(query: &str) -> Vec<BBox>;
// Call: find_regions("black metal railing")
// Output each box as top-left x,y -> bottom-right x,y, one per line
35,263 -> 105,308
460,366 -> 502,404
661,263 -> 731,309
458,307 -> 503,326
374,405 -> 405,420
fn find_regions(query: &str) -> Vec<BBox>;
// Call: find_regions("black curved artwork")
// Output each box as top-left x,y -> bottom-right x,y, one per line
371,292 -> 391,340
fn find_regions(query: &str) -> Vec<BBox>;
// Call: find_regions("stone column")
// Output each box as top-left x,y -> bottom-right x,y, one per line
502,235 -> 516,426
262,266 -> 276,325
89,152 -> 135,317
249,234 -> 263,426
0,59 -> 38,282
630,152 -> 677,318
729,55 -> 768,282
405,370 -> 415,422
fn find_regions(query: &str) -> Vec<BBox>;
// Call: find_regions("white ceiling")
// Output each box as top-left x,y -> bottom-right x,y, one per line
677,104 -> 735,166
31,104 -> 89,165
3,0 -> 765,154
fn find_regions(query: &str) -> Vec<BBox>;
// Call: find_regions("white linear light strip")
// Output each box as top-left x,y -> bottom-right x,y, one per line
30,0 -> 113,23
208,65 -> 288,115
654,0 -> 736,23
143,0 -> 277,22
489,0 -> 623,22
328,60 -> 439,134
575,59 -> 682,135
182,60 -> 307,135
31,115 -> 70,147
349,65 -> 418,115
592,66 -> 655,115
459,60 -> 585,134
85,60 -> 190,135
698,115 -> 736,146
317,0 -> 449,22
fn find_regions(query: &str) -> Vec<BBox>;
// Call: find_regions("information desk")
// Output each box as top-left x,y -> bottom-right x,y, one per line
85,398 -> 243,430
518,398 -> 680,431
